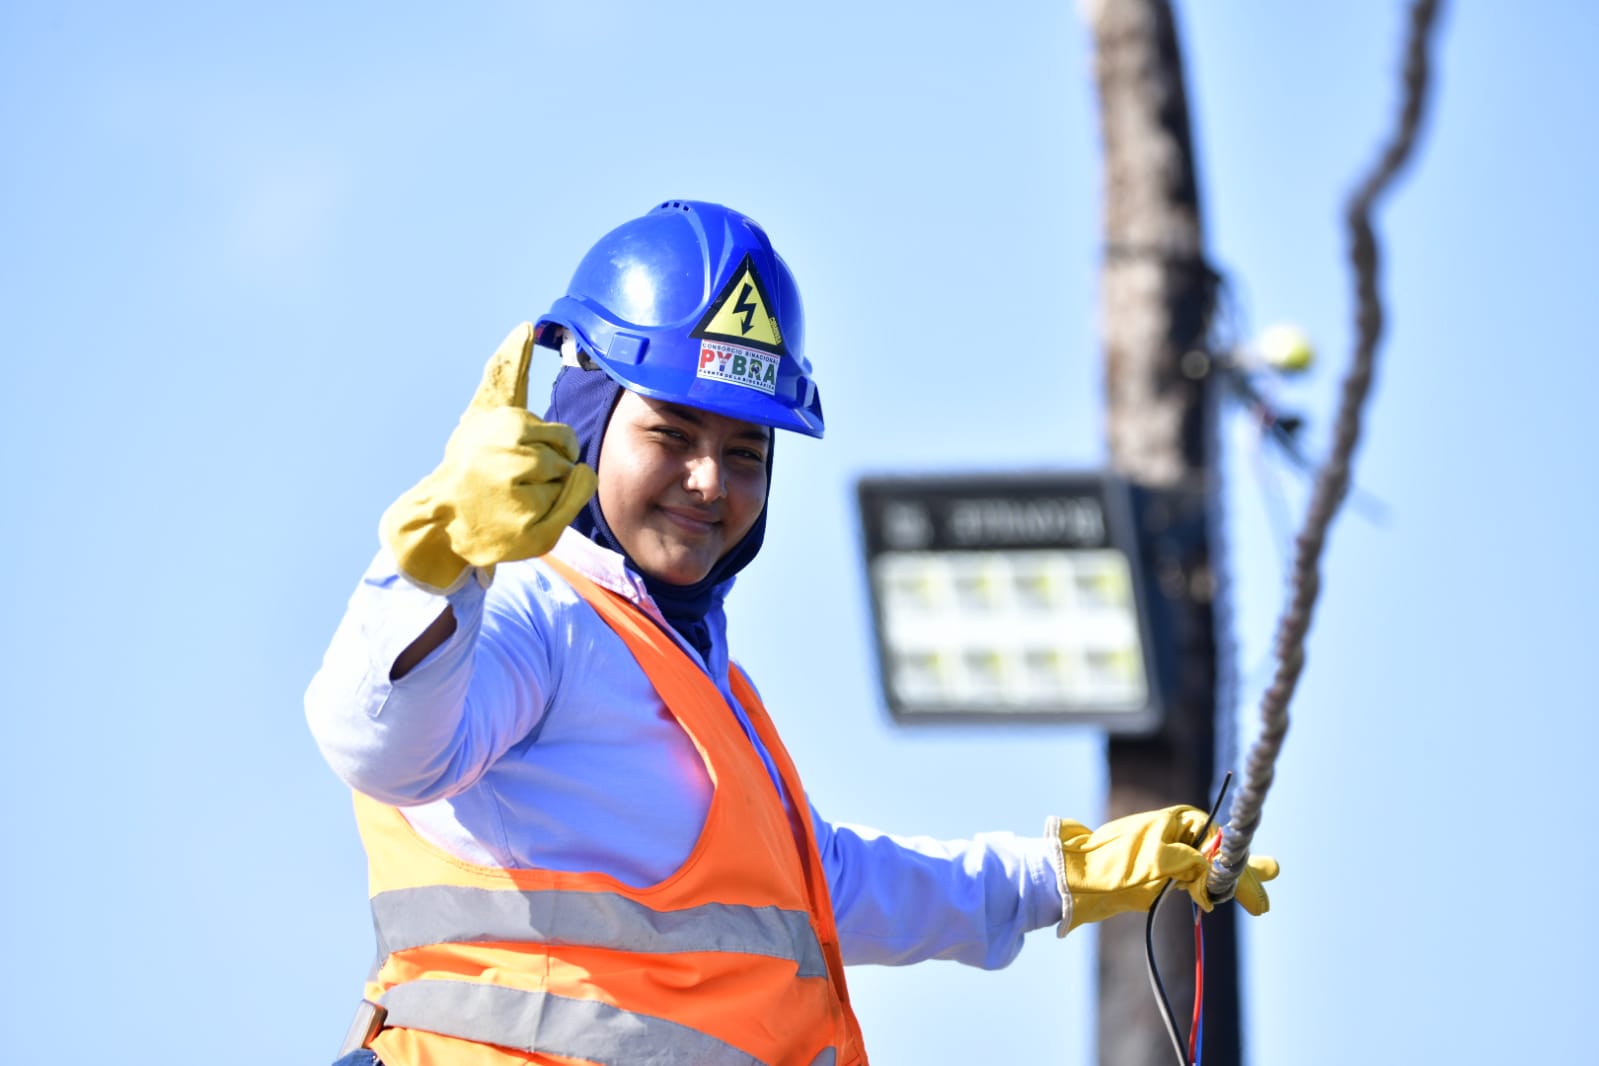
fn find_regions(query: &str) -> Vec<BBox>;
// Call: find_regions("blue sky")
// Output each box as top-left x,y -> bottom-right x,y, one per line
3,2 -> 1595,1063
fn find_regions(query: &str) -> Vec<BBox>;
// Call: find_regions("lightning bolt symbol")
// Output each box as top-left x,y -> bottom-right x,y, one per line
733,283 -> 757,334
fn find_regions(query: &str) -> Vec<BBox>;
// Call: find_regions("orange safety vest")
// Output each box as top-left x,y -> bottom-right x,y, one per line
353,558 -> 869,1066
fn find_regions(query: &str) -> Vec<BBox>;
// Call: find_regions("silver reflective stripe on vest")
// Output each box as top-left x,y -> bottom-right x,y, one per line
382,979 -> 768,1065
372,884 -> 828,978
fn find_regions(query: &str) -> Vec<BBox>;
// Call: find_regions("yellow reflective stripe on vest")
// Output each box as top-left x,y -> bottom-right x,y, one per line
381,980 -> 767,1064
372,884 -> 828,978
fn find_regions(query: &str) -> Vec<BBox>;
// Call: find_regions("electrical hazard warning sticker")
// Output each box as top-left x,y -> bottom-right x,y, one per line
692,254 -> 788,356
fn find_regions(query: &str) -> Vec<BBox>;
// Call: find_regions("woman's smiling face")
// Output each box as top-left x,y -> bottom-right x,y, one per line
596,390 -> 771,585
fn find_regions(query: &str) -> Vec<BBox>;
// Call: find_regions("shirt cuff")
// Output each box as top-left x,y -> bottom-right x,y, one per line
1044,816 -> 1074,937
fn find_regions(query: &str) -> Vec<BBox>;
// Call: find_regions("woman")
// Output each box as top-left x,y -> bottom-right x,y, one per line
308,200 -> 1276,1066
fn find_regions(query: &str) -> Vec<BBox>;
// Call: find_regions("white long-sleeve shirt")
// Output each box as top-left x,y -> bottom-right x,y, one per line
306,529 -> 1065,969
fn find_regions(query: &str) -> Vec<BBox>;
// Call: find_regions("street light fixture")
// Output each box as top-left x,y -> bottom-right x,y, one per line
856,472 -> 1162,733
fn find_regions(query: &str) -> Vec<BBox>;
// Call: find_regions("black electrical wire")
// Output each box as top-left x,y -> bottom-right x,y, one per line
1146,772 -> 1233,1066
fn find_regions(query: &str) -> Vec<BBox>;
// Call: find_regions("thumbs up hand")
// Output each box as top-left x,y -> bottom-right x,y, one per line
380,323 -> 598,594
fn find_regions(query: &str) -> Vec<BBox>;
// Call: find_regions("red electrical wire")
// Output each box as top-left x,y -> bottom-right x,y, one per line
1146,776 -> 1232,1066
1188,832 -> 1223,1065
1188,904 -> 1205,1064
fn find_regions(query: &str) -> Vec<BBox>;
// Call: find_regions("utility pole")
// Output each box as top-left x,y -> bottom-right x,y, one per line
1086,2 -> 1241,1065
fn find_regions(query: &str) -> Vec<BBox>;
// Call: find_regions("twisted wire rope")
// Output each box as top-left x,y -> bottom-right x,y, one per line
1207,0 -> 1444,899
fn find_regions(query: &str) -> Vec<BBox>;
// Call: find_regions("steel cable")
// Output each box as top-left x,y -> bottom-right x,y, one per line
1206,0 -> 1445,901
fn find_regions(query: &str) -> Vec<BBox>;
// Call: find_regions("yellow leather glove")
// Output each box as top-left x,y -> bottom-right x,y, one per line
379,323 -> 598,594
1212,848 -> 1280,917
1049,806 -> 1280,932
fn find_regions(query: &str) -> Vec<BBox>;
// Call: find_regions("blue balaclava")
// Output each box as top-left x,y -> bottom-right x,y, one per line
544,365 -> 773,662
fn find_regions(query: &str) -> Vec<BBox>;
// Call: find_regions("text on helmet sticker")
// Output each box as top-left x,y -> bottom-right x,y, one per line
696,341 -> 780,396
692,253 -> 788,356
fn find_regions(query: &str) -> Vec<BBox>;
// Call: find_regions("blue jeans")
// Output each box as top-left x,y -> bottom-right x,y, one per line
331,1052 -> 380,1066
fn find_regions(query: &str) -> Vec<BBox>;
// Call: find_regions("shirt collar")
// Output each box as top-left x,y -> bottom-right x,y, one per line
547,528 -> 731,675
549,527 -> 653,607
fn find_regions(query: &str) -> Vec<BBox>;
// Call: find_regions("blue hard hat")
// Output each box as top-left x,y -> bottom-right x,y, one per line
535,200 -> 824,438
